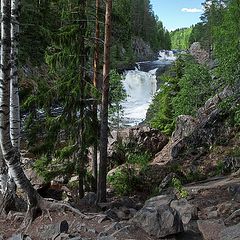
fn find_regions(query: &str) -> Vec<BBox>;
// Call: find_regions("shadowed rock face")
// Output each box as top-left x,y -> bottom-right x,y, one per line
131,195 -> 184,238
109,126 -> 168,155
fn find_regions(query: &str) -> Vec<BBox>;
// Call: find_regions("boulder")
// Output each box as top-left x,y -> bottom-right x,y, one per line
228,184 -> 240,202
109,126 -> 168,160
131,37 -> 156,61
197,219 -> 225,240
24,168 -> 45,189
131,195 -> 183,238
170,198 -> 198,225
219,223 -> 240,240
37,220 -> 69,239
79,192 -> 97,205
172,115 -> 198,142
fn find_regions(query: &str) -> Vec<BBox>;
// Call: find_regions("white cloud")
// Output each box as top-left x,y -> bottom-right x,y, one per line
181,8 -> 203,13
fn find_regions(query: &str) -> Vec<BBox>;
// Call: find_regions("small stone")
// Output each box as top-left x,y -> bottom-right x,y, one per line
68,237 -> 82,240
7,234 -> 32,240
87,228 -> 98,234
60,220 -> 69,233
228,184 -> 240,202
54,233 -> 69,240
98,215 -> 109,223
97,236 -> 117,240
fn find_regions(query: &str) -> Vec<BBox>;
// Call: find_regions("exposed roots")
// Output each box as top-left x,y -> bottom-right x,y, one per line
38,197 -> 88,218
18,196 -> 88,233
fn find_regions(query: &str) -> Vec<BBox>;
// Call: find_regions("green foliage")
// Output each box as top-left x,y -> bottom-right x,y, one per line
219,96 -> 240,127
172,63 -> 213,117
214,0 -> 240,85
229,147 -> 240,158
146,57 -> 186,135
147,84 -> 176,135
19,0 -> 59,65
147,55 -> 214,135
215,160 -> 225,175
107,167 -> 139,196
185,169 -> 206,182
109,70 -> 127,127
189,23 -> 210,50
127,152 -> 151,168
111,0 -> 171,67
171,177 -> 189,199
170,27 -> 192,50
234,107 -> 240,127
34,156 -> 52,182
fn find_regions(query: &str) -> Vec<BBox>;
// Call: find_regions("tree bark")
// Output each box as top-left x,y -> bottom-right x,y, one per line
0,0 -> 39,211
78,0 -> 87,199
10,0 -> 20,150
92,0 -> 100,193
97,0 -> 112,203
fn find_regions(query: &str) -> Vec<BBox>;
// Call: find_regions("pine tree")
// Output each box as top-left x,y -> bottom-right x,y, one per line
97,0 -> 112,203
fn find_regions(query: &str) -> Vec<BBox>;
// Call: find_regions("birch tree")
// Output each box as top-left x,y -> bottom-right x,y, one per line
0,0 -> 20,211
10,0 -> 20,150
0,0 -> 40,216
97,0 -> 112,203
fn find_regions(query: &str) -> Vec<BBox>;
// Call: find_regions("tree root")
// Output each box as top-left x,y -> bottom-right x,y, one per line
38,197 -> 88,219
17,196 -> 89,233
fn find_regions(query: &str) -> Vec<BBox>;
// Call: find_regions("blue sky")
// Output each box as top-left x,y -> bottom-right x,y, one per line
150,0 -> 204,31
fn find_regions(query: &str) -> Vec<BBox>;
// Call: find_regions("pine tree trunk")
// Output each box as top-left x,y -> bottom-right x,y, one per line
78,0 -> 87,199
97,0 -> 112,203
0,0 -> 39,210
92,0 -> 100,193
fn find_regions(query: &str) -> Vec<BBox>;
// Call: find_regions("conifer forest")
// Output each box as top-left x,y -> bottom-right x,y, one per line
0,0 -> 240,239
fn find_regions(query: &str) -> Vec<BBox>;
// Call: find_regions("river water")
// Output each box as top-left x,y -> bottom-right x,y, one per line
121,50 -> 176,126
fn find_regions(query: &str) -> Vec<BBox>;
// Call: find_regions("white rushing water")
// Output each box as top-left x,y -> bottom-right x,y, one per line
121,50 -> 176,126
121,68 -> 157,126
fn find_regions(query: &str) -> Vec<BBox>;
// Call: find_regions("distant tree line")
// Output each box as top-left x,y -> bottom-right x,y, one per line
148,0 -> 240,134
170,27 -> 193,50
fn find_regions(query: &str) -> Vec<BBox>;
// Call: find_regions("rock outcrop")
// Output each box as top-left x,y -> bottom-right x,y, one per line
132,37 -> 156,62
131,195 -> 184,238
189,42 -> 210,65
109,126 -> 168,166
153,86 -> 235,167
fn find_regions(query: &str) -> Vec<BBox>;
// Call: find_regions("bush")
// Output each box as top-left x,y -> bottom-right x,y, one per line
107,166 -> 139,196
127,152 -> 151,168
171,177 -> 188,199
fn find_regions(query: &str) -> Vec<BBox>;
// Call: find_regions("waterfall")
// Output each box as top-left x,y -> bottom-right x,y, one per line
120,50 -> 176,127
121,68 -> 157,126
